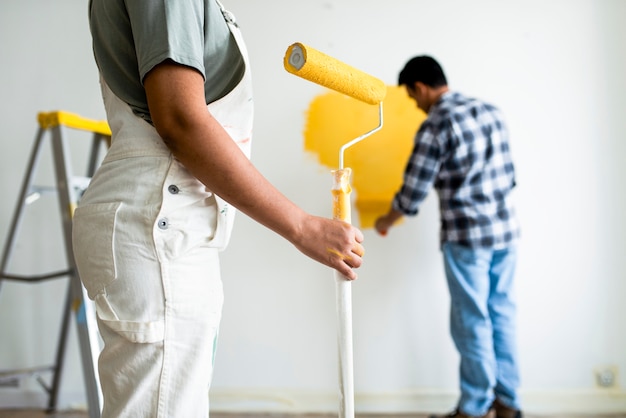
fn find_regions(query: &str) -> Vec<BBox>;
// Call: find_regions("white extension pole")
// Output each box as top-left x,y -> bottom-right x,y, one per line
335,272 -> 355,418
331,168 -> 355,418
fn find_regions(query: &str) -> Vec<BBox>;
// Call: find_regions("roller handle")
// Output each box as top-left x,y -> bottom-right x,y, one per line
331,168 -> 355,418
332,168 -> 352,224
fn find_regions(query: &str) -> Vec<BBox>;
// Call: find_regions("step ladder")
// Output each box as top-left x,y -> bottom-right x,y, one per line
0,111 -> 111,417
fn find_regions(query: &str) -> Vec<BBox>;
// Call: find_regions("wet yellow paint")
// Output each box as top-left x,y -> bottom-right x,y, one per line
304,86 -> 426,228
326,247 -> 352,261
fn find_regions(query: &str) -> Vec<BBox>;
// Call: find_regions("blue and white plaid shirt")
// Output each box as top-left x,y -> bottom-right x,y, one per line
392,91 -> 520,249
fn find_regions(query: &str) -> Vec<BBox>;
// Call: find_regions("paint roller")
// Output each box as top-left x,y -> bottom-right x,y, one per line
284,42 -> 386,418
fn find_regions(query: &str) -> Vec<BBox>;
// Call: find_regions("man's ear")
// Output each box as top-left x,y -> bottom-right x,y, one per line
414,81 -> 427,94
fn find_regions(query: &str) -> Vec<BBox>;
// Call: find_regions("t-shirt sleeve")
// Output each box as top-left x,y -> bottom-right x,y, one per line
125,0 -> 207,83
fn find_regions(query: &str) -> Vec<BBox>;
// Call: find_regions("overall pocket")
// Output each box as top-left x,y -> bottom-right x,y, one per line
94,293 -> 165,343
72,202 -> 121,300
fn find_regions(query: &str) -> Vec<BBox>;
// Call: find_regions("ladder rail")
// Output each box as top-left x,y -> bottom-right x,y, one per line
87,133 -> 110,179
47,278 -> 74,412
0,127 -> 48,284
50,124 -> 103,417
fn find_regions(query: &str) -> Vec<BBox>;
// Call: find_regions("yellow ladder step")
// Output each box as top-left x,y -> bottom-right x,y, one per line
37,110 -> 111,137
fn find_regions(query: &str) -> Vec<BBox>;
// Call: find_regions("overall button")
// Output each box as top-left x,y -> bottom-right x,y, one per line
168,185 -> 180,194
157,218 -> 169,230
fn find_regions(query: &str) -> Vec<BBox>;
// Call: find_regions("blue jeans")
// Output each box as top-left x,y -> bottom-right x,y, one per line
442,242 -> 521,416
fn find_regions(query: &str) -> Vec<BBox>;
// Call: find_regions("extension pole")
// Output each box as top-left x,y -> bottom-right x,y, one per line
331,168 -> 354,418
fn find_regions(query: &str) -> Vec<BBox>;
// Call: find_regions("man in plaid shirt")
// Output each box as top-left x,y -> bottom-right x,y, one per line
375,56 -> 522,418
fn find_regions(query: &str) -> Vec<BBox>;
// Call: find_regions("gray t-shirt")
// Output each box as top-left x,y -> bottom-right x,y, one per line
89,0 -> 245,123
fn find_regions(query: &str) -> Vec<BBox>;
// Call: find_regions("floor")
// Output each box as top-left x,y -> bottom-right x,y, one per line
1,411 -> 626,418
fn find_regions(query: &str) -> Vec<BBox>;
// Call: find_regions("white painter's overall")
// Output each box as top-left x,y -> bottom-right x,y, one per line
72,6 -> 252,417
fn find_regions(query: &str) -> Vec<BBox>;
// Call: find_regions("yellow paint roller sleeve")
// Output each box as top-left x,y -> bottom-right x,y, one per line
284,43 -> 386,105
331,168 -> 352,224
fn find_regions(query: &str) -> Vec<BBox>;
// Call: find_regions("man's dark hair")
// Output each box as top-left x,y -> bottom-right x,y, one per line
398,55 -> 448,88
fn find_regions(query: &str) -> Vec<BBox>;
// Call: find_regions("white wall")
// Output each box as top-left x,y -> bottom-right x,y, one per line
0,0 -> 624,415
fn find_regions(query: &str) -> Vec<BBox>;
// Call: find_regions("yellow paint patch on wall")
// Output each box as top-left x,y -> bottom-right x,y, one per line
304,86 -> 426,228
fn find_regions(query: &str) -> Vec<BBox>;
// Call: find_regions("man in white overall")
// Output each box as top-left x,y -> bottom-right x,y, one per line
73,1 -> 365,417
